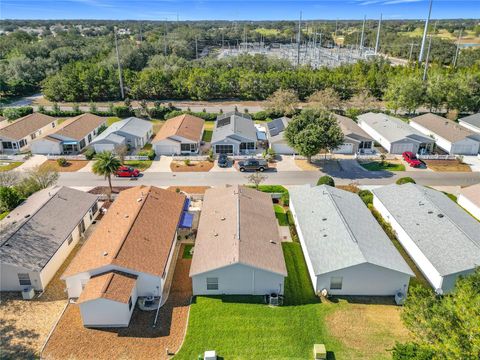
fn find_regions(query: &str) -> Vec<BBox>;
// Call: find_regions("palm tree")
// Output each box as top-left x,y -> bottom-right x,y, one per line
92,151 -> 121,200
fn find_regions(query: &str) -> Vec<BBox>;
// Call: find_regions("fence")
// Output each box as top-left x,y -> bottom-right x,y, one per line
294,154 -> 333,161
124,155 -> 150,161
416,154 -> 457,160
0,154 -> 27,161
47,154 -> 87,160
172,155 -> 209,161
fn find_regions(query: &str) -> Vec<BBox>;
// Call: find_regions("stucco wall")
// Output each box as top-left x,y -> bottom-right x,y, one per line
30,138 -> 62,154
0,263 -> 43,291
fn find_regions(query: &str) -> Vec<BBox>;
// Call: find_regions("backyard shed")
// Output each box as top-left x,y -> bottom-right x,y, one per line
357,112 -> 435,154
190,186 -> 287,295
457,183 -> 480,220
289,185 -> 413,296
372,184 -> 480,293
410,113 -> 480,155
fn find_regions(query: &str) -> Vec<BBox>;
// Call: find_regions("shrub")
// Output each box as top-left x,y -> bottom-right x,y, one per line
344,108 -> 362,121
137,149 -> 155,160
2,106 -> 33,120
113,105 -> 133,118
358,189 -> 373,206
317,175 -> 335,187
396,177 -> 416,185
392,342 -> 434,360
97,124 -> 107,135
0,187 -> 23,212
84,148 -> 96,160
252,110 -> 269,121
281,192 -> 289,206
207,149 -> 214,162
184,159 -> 191,166
56,158 -> 68,167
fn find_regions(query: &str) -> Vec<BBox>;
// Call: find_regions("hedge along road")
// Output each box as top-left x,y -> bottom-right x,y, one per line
55,169 -> 480,188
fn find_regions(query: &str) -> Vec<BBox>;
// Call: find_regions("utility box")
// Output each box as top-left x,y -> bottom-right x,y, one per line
22,287 -> 35,300
313,344 -> 327,360
204,350 -> 217,360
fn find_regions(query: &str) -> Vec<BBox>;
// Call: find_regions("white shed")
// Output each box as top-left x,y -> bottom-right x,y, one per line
372,184 -> 480,294
289,185 -> 413,296
458,183 -> 480,221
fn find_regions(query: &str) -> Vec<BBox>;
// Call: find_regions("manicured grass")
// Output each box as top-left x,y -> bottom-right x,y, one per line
360,161 -> 406,172
142,143 -> 152,150
0,211 -> 10,220
274,204 -> 289,226
202,129 -> 212,142
106,116 -> 121,126
443,192 -> 458,202
203,121 -> 214,131
248,185 -> 288,194
0,162 -> 23,172
182,244 -> 194,259
123,160 -> 152,171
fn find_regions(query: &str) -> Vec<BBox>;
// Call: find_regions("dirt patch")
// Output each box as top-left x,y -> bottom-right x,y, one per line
336,184 -> 360,193
170,161 -> 214,172
326,301 -> 411,358
88,186 -> 132,195
40,160 -> 89,172
424,160 -> 471,172
167,186 -> 210,194
295,159 -> 340,172
42,249 -> 193,360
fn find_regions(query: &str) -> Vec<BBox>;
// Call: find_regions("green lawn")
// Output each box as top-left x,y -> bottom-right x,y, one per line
175,243 -> 347,360
0,211 -> 10,220
106,116 -> 121,126
182,244 -> 194,259
274,204 -> 289,226
0,162 -> 23,172
360,161 -> 406,172
123,160 -> 152,171
202,129 -> 213,142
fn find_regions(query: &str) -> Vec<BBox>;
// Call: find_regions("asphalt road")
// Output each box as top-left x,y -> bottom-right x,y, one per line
56,169 -> 480,188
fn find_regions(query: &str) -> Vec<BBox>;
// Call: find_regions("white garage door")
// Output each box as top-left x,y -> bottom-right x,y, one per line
93,143 -> 115,153
392,143 -> 414,154
333,143 -> 354,154
155,144 -> 178,155
272,143 -> 295,155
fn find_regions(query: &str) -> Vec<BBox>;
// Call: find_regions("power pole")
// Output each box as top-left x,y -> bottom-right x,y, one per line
375,14 -> 382,55
297,11 -> 302,66
360,15 -> 366,54
164,20 -> 168,56
423,21 -> 437,81
408,42 -> 415,62
453,28 -> 463,68
419,0 -> 433,64
114,27 -> 124,99
195,35 -> 198,59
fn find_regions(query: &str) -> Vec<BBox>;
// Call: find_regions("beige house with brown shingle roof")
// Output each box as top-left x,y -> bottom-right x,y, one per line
0,113 -> 58,153
152,114 -> 204,155
190,186 -> 287,296
410,113 -> 480,155
30,113 -> 106,155
62,186 -> 189,327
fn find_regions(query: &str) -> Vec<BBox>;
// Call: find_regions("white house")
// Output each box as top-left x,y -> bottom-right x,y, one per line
0,113 -> 58,153
358,112 -> 435,154
372,184 -> 480,294
190,186 -> 287,295
0,187 -> 99,291
266,117 -> 295,154
152,114 -> 204,155
333,114 -> 374,154
458,183 -> 480,221
89,117 -> 153,153
410,113 -> 480,155
211,112 -> 258,154
459,113 -> 480,134
31,113 -> 106,155
61,186 -> 190,327
289,185 -> 413,296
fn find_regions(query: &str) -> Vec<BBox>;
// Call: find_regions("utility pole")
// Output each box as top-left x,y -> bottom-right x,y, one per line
164,20 -> 168,56
297,11 -> 302,67
423,21 -> 437,81
360,15 -> 366,54
114,27 -> 124,99
419,0 -> 433,64
453,28 -> 463,68
375,14 -> 382,55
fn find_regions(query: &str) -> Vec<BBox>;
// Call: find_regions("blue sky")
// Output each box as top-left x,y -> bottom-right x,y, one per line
1,0 -> 479,20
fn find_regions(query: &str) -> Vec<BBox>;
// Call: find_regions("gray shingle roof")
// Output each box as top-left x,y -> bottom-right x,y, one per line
0,187 -> 98,272
266,117 -> 292,143
211,112 -> 257,144
358,112 -> 434,144
459,113 -> 480,129
333,114 -> 373,143
290,185 -> 413,276
91,117 -> 152,145
372,184 -> 480,276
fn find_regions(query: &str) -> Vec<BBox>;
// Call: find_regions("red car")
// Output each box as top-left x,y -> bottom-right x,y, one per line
402,151 -> 422,167
115,166 -> 140,177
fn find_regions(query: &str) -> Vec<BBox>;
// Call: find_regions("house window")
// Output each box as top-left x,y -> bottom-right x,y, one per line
359,141 -> 372,149
2,141 -> 13,149
78,219 -> 85,235
67,234 -> 73,245
79,139 -> 86,149
128,297 -> 133,311
181,143 -> 193,152
215,144 -> 233,154
31,133 -> 36,140
330,277 -> 343,290
206,277 -> 219,290
18,273 -> 31,286
88,134 -> 92,143
91,202 -> 98,216
52,122 -> 56,128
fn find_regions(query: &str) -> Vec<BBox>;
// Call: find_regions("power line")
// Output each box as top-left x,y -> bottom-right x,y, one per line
419,0 -> 433,64
453,28 -> 463,68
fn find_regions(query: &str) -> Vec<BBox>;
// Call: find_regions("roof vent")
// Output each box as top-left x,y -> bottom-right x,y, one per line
428,211 -> 433,214
437,214 -> 444,218
270,240 -> 276,244
137,198 -> 143,202
322,218 -> 327,221
221,217 -> 226,221
24,214 -> 30,218
102,251 -> 108,256
125,215 -> 129,218
214,233 -> 219,237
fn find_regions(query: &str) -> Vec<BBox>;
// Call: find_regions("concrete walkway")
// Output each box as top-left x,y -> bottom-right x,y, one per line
13,155 -> 47,172
76,161 -> 94,173
144,156 -> 172,173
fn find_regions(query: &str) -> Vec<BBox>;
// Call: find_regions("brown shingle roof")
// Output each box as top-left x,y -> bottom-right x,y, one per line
411,113 -> 480,143
0,113 -> 56,140
334,114 -> 373,142
62,186 -> 186,278
460,183 -> 480,206
53,113 -> 105,140
190,186 -> 287,277
152,114 -> 204,143
77,271 -> 137,304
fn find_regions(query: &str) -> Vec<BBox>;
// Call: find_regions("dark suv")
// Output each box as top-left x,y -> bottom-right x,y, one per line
218,154 -> 229,168
238,158 -> 268,172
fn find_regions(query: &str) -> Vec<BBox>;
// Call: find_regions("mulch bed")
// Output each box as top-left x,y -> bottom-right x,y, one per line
40,160 -> 89,172
42,249 -> 193,360
423,160 -> 471,172
167,186 -> 210,195
88,186 -> 132,195
170,161 -> 214,172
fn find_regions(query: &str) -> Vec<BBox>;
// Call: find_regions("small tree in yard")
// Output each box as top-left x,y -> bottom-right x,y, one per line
92,151 -> 121,200
266,89 -> 299,116
285,109 -> 344,163
317,175 -> 335,187
26,165 -> 59,190
307,88 -> 342,111
57,158 -> 68,167
380,153 -> 386,166
114,144 -> 128,164
246,172 -> 267,190
396,177 -> 416,185
0,187 -> 23,212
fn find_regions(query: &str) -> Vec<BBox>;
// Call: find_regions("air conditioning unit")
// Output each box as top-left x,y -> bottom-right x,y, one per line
204,350 -> 217,360
22,286 -> 35,300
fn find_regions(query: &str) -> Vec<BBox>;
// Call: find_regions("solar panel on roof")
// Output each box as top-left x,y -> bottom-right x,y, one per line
217,117 -> 231,128
267,118 -> 285,137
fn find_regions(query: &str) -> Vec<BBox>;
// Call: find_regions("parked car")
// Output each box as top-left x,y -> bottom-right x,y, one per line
218,154 -> 229,168
238,158 -> 268,172
115,166 -> 141,177
402,151 -> 422,167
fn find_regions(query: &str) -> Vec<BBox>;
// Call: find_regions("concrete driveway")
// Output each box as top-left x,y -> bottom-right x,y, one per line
76,161 -> 94,173
13,155 -> 46,172
275,155 -> 301,171
462,155 -> 480,172
144,156 -> 172,173
210,160 -> 236,172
